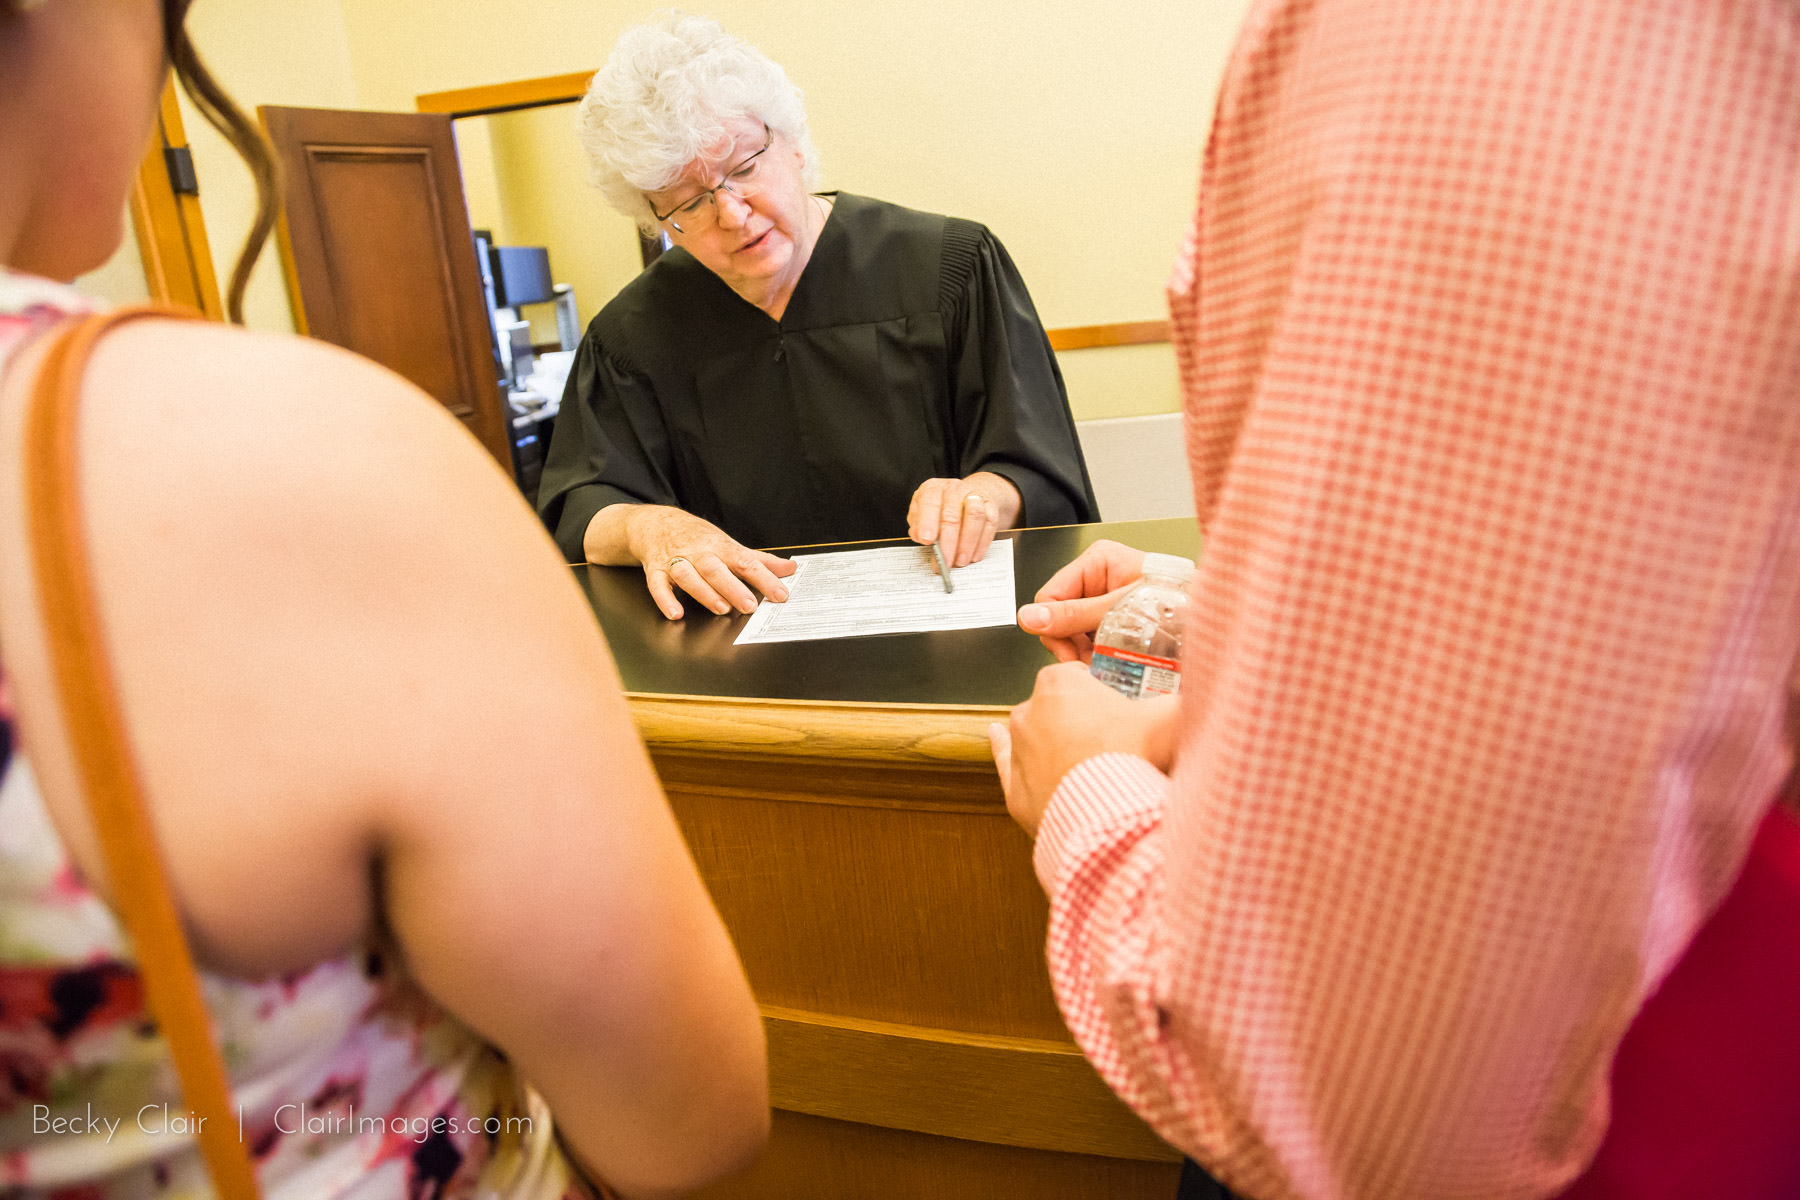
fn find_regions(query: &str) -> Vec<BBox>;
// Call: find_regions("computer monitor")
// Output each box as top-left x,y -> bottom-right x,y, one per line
490,245 -> 556,308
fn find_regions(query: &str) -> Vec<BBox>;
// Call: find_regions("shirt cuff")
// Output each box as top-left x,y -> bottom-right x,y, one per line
1033,752 -> 1170,897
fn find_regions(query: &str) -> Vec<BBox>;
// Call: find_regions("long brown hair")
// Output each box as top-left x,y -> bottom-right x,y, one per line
162,2 -> 278,326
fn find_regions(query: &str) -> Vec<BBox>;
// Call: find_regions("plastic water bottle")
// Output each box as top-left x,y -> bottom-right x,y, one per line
1089,553 -> 1196,699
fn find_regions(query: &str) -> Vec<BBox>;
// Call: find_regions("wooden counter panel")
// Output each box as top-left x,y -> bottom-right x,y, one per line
693,1110 -> 1182,1199
665,776 -> 1066,1040
763,1006 -> 1180,1161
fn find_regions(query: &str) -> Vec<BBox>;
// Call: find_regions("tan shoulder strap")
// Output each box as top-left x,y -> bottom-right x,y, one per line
20,307 -> 261,1200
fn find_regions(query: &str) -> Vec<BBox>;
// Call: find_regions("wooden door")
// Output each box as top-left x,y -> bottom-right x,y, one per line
260,106 -> 510,467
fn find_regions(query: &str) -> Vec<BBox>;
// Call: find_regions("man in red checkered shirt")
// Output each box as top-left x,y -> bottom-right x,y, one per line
990,1 -> 1800,1196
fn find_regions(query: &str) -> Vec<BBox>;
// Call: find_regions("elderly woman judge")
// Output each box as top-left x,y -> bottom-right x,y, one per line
537,13 -> 1099,620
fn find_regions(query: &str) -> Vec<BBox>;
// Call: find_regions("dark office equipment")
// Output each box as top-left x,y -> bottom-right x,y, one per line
504,321 -> 535,386
490,245 -> 556,308
471,231 -> 500,312
510,411 -> 551,506
468,238 -> 569,504
470,230 -> 505,382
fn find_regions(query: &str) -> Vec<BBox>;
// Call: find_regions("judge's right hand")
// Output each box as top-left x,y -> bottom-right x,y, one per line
1017,539 -> 1147,663
627,506 -> 796,621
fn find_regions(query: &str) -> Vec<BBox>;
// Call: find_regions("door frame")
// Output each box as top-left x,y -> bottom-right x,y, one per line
130,79 -> 225,319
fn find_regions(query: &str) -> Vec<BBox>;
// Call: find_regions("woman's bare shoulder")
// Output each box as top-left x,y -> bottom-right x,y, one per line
81,319 -> 506,527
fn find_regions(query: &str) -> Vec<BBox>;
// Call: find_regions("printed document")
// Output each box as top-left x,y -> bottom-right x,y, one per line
735,541 -> 1016,644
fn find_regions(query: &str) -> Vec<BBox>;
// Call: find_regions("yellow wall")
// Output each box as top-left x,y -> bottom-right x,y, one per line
178,0 -> 359,333
479,105 -> 646,344
174,0 -> 1249,418
456,117 -> 509,247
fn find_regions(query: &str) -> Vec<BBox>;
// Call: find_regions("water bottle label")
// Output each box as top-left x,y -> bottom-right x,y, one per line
1090,647 -> 1182,698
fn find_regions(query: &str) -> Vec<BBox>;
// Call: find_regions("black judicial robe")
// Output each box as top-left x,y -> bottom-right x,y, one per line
537,192 -> 1100,558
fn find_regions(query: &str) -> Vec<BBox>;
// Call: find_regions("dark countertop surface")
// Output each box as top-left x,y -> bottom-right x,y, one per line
574,517 -> 1199,706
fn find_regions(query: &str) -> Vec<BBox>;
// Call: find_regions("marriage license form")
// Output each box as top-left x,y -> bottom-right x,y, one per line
734,541 -> 1016,644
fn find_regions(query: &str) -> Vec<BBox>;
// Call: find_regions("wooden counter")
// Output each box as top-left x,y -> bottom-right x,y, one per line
575,519 -> 1199,1198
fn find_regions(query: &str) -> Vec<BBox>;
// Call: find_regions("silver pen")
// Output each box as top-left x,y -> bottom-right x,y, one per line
930,541 -> 955,593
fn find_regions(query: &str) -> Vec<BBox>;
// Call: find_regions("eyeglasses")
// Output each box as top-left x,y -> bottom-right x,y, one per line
650,125 -> 774,234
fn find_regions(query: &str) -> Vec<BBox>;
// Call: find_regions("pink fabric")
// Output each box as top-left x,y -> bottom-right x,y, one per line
1032,2 -> 1800,1198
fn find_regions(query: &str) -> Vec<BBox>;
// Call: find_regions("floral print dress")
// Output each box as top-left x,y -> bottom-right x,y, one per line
0,270 -> 590,1199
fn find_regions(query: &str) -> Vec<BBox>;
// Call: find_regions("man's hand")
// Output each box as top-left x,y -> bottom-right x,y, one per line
1018,539 -> 1149,663
989,662 -> 1180,836
625,506 -> 796,621
908,471 -> 1022,567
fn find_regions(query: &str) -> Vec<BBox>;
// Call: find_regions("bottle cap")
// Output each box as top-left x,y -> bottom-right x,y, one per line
1140,552 -> 1196,582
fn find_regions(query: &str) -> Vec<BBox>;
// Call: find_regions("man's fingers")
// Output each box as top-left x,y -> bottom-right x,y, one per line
1034,540 -> 1147,605
1021,594 -> 1119,664
989,719 -> 1028,822
1037,658 -> 1108,692
1140,692 -> 1183,770
1018,593 -> 1122,639
1035,555 -> 1095,606
987,721 -> 1013,798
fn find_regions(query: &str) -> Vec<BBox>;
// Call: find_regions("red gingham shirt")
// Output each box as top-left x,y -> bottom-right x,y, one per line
1034,2 -> 1800,1197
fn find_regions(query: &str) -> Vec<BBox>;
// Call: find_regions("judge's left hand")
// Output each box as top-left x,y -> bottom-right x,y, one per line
988,662 -> 1181,836
908,471 -> 1022,567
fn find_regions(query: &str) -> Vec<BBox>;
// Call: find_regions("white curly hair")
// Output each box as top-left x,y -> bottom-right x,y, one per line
578,11 -> 821,234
